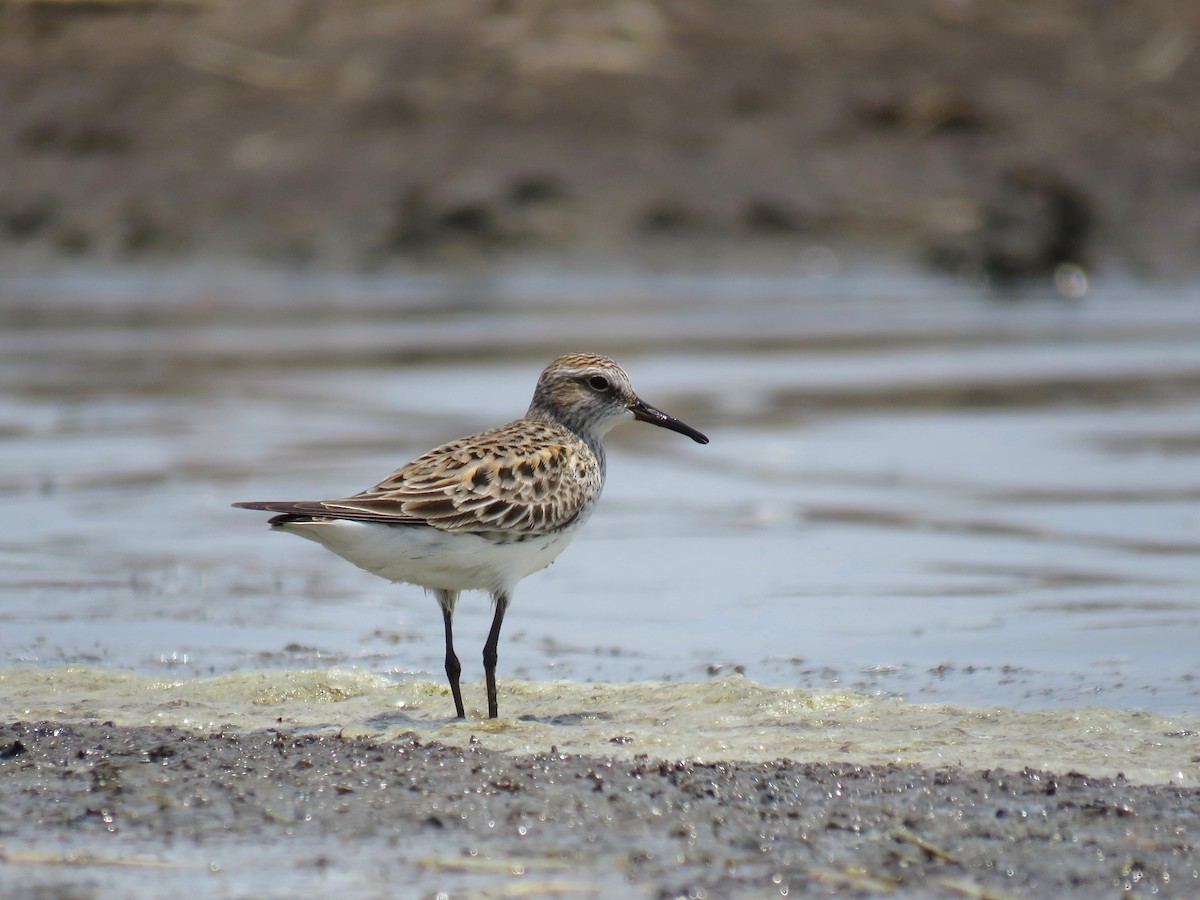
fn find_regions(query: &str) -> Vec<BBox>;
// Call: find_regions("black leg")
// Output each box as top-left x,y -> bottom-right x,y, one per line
438,591 -> 465,719
482,592 -> 510,719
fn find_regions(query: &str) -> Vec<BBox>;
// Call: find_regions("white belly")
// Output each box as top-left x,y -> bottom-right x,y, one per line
275,519 -> 581,594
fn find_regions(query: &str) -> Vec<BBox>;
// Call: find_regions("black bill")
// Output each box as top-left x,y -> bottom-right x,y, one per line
630,397 -> 710,444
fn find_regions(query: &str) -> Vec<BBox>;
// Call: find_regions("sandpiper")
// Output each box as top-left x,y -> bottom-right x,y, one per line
234,353 -> 708,719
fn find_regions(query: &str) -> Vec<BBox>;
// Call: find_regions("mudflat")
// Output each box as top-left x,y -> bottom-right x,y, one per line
2,720 -> 1194,897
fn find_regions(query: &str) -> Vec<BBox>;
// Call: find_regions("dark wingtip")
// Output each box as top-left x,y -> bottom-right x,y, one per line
233,501 -> 307,527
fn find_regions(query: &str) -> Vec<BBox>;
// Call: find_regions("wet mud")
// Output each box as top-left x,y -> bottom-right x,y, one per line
2,720 -> 1195,898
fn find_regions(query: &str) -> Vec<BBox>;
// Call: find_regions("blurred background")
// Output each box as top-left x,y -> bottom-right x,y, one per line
2,0 -> 1199,714
3,0 -> 1199,276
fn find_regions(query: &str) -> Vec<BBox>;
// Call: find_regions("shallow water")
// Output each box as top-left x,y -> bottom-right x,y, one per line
2,263 -> 1199,772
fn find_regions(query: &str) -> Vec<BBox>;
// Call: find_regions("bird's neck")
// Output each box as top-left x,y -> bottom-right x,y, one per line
526,404 -> 607,471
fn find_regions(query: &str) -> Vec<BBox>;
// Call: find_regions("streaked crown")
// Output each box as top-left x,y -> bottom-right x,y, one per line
527,353 -> 638,439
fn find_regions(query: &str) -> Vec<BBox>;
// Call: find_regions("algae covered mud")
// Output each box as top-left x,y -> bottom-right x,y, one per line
3,667 -> 1199,896
2,266 -> 1200,894
3,666 -> 1199,786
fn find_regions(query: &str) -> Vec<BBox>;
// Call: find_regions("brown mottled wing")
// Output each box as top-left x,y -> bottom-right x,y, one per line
234,420 -> 601,536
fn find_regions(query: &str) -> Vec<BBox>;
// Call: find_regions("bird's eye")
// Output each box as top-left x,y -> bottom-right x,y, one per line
587,375 -> 610,392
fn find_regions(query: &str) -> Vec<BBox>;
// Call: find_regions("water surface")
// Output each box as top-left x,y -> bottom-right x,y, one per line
2,264 -> 1199,775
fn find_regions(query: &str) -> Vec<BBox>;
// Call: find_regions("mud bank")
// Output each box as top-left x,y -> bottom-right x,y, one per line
2,1 -> 1199,278
2,720 -> 1196,898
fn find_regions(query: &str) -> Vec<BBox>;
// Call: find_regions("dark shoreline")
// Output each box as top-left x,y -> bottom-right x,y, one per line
2,720 -> 1194,897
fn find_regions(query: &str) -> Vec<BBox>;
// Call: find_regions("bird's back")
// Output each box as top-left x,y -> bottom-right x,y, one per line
234,417 -> 604,539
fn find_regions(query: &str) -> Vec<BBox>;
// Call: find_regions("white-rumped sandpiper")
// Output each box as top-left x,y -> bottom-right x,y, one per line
234,353 -> 708,719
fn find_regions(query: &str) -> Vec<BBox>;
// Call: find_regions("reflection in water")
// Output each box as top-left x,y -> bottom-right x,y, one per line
1,266 -> 1199,743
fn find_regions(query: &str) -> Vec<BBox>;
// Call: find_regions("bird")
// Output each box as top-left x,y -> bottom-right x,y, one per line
233,353 -> 709,719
